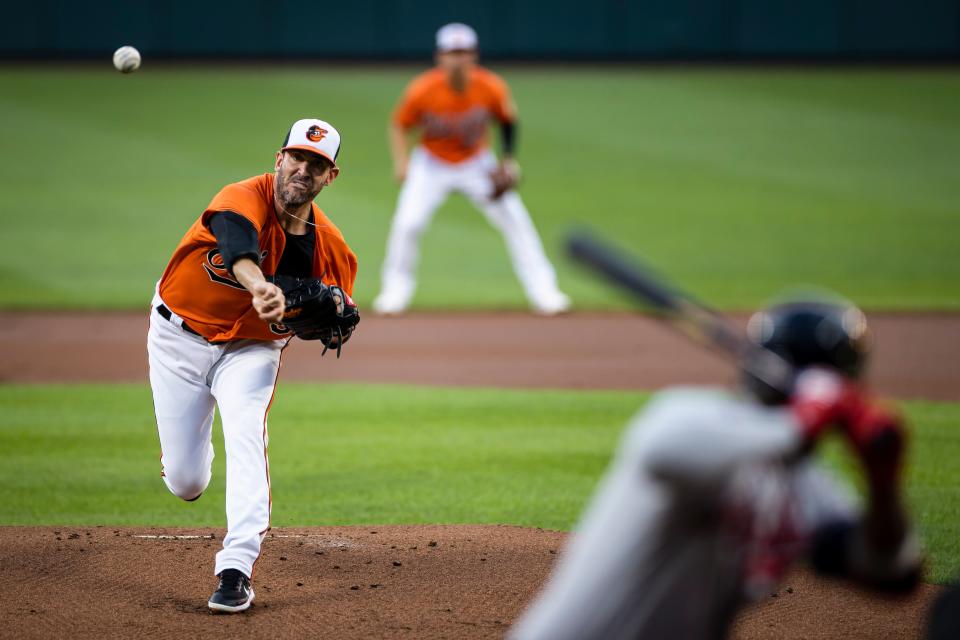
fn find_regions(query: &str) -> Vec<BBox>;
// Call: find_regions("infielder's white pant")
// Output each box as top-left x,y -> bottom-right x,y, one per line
375,147 -> 569,314
147,293 -> 286,578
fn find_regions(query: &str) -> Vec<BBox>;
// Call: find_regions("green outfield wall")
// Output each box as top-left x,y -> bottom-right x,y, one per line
3,0 -> 958,59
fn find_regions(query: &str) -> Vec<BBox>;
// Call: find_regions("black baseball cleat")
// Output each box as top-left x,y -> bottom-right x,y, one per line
208,568 -> 255,613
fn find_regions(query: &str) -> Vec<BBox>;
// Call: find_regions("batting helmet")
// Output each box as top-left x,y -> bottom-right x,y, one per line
743,294 -> 872,404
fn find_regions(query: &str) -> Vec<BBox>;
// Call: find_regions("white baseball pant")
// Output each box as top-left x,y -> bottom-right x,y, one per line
374,147 -> 569,314
147,291 -> 286,578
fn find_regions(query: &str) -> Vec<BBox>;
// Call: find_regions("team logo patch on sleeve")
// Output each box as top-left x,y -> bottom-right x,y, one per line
306,126 -> 328,142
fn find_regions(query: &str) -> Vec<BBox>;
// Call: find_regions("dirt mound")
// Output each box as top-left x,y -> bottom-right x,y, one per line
0,525 -> 938,639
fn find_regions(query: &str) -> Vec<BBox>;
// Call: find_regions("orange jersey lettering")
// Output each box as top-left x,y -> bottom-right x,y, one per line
158,173 -> 358,342
393,66 -> 515,163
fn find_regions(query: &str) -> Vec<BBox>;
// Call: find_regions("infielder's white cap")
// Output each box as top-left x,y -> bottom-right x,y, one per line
436,23 -> 478,52
281,118 -> 341,166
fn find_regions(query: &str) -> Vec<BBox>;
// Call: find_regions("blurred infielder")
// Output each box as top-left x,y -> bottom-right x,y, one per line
148,119 -> 358,613
373,23 -> 570,315
511,296 -> 922,639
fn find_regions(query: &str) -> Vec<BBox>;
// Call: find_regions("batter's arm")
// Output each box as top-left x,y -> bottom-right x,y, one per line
637,395 -> 802,493
811,406 -> 922,592
855,483 -> 918,585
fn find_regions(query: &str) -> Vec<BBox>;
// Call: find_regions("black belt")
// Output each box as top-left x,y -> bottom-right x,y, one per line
156,304 -> 203,337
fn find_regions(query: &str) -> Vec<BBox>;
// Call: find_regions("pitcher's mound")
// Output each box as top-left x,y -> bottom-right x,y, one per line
0,525 -> 938,639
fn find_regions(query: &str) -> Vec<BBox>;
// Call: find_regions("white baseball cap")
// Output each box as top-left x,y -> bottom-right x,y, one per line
436,23 -> 478,52
281,118 -> 341,166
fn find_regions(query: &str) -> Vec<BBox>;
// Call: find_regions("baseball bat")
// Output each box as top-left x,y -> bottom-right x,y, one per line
565,230 -> 794,394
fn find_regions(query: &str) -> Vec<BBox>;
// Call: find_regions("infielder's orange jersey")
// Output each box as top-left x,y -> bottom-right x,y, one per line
159,173 -> 357,343
393,66 -> 515,163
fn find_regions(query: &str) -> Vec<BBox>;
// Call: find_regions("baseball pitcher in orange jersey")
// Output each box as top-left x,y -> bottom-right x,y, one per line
373,23 -> 570,315
147,118 -> 357,613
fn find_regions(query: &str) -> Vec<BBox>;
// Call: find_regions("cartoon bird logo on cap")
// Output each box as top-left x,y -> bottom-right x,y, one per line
306,125 -> 328,142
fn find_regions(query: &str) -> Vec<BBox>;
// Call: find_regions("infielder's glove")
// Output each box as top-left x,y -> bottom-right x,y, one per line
489,161 -> 520,200
270,275 -> 360,358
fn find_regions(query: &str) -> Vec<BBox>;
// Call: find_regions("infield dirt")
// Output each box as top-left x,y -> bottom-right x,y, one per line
0,525 -> 940,640
2,311 -> 958,400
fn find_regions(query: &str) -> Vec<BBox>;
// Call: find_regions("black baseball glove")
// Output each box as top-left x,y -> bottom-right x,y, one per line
270,275 -> 359,357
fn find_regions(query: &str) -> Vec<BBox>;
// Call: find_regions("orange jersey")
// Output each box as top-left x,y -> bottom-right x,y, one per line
393,66 -> 515,163
158,173 -> 358,343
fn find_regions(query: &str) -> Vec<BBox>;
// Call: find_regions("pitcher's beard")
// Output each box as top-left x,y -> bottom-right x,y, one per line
281,189 -> 312,208
278,176 -> 317,208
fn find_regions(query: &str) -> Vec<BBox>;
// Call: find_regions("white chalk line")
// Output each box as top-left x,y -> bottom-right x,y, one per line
133,534 -> 214,540
133,533 -> 357,547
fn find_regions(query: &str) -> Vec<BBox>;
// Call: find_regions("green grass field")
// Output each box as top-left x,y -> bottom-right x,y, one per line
0,384 -> 957,582
0,65 -> 958,310
1,65 -> 957,590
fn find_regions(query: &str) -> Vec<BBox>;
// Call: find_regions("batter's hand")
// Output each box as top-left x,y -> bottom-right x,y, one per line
790,367 -> 861,442
251,281 -> 285,324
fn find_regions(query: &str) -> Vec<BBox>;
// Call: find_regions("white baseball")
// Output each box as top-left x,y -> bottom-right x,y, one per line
113,46 -> 141,73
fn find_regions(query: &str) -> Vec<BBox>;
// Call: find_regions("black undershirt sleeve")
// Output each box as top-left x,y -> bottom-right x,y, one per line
208,211 -> 259,274
500,120 -> 517,157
